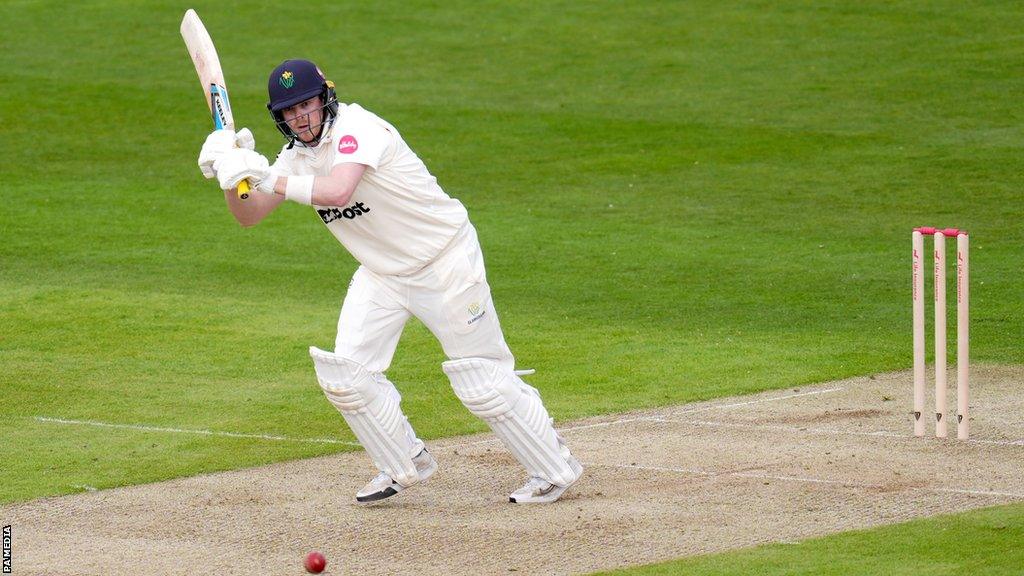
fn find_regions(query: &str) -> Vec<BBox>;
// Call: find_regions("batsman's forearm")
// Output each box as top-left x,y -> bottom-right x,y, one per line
310,175 -> 356,207
224,186 -> 283,227
273,174 -> 355,207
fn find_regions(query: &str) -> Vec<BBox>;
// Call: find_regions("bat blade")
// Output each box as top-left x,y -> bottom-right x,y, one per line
180,8 -> 250,199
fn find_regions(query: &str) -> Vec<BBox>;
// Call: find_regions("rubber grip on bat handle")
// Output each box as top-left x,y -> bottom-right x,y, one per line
237,179 -> 250,200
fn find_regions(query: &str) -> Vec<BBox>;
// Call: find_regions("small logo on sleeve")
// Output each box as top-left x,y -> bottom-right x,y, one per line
338,135 -> 359,154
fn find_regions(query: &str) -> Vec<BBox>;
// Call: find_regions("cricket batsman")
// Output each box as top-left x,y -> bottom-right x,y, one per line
197,59 -> 583,504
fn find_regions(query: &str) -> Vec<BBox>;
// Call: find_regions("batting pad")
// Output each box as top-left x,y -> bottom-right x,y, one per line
310,347 -> 420,487
443,358 -> 577,487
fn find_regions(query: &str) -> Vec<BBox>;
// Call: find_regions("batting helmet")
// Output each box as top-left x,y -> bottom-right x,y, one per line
267,59 -> 338,147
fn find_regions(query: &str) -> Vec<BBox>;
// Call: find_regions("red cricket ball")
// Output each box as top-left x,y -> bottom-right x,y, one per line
304,551 -> 327,574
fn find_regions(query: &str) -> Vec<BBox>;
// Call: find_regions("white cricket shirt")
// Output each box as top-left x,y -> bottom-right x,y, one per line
270,103 -> 469,275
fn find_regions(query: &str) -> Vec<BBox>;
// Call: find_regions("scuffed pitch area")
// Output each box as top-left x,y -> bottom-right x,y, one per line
5,365 -> 1024,575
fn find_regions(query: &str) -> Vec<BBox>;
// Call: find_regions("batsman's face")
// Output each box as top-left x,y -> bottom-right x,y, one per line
282,96 -> 324,143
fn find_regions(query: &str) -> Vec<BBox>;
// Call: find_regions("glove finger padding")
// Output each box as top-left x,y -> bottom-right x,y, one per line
234,128 -> 255,151
214,148 -> 270,191
197,129 -> 257,180
197,129 -> 237,179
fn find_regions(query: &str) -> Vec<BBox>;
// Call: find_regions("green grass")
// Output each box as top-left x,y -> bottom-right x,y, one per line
1,0 -> 1022,572
598,503 -> 1024,576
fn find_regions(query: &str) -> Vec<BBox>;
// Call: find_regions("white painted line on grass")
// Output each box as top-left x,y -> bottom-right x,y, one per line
34,416 -> 361,446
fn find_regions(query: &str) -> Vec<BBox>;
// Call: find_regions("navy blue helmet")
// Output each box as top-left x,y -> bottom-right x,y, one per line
267,59 -> 338,147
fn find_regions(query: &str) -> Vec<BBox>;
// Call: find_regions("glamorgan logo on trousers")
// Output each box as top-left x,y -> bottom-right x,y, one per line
317,202 -> 371,224
467,302 -> 486,325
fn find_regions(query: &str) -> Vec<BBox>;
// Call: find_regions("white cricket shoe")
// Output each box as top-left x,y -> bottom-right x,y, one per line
508,456 -> 584,504
355,448 -> 437,504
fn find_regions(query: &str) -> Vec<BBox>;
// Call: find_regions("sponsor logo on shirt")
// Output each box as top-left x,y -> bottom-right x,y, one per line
317,201 -> 371,224
338,135 -> 359,154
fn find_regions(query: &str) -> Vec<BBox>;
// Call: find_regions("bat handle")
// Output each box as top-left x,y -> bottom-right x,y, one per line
237,179 -> 250,200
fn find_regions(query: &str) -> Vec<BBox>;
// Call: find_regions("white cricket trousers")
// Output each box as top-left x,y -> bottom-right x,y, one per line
333,224 -> 514,453
333,224 -> 516,457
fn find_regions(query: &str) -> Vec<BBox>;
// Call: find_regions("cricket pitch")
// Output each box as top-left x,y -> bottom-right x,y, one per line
5,365 -> 1023,575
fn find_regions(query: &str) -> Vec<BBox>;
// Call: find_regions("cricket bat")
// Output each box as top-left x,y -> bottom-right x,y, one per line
180,8 -> 250,199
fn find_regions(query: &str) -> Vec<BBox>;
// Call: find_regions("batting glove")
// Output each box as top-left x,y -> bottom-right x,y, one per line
214,148 -> 271,192
234,128 -> 255,151
254,170 -> 279,195
198,128 -> 256,179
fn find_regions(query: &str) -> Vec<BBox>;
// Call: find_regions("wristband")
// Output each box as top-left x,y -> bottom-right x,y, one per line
285,175 -> 315,205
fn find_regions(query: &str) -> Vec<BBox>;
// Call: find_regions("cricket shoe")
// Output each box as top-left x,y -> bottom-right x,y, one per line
508,456 -> 584,504
355,448 -> 437,504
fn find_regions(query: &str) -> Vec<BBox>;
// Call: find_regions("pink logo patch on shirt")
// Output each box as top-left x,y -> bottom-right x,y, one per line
338,135 -> 359,154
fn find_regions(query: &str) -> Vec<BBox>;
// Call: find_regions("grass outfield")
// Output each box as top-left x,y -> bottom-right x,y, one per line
600,504 -> 1024,576
1,0 -> 1022,571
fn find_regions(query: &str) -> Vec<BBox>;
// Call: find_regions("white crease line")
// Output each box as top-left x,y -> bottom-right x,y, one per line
477,389 -> 845,442
607,463 -> 1024,499
657,418 -> 1024,448
953,437 -> 1024,447
669,387 -> 845,416
731,472 -> 865,487
34,416 -> 361,446
933,487 -> 1024,498
437,417 -> 668,452
437,391 -> 857,451
808,427 -> 1024,447
558,417 -> 666,433
617,463 -> 714,476
441,437 -> 503,450
36,388 -> 845,453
